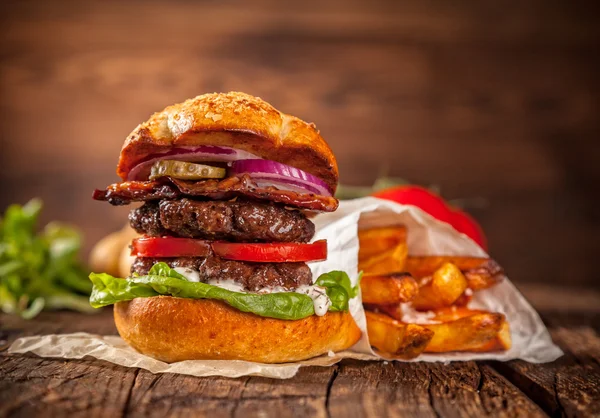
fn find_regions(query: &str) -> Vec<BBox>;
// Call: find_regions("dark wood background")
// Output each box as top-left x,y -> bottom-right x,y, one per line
0,0 -> 598,288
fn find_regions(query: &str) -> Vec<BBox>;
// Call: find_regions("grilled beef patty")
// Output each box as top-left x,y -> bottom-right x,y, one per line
131,256 -> 312,291
129,199 -> 315,242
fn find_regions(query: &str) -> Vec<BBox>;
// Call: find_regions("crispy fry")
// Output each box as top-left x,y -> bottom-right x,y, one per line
411,263 -> 468,311
372,303 -> 437,324
365,311 -> 434,359
375,305 -> 512,353
358,227 -> 511,356
405,256 -> 503,290
358,225 -> 407,262
422,312 -> 506,353
463,268 -> 503,291
406,256 -> 493,277
470,318 -> 511,352
454,291 -> 472,307
432,307 -> 512,351
361,273 -> 418,305
372,304 -> 480,324
430,306 -> 486,322
358,241 -> 408,275
370,303 -> 403,321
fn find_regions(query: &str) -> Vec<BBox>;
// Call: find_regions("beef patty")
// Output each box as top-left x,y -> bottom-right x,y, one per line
131,256 -> 312,291
129,199 -> 315,243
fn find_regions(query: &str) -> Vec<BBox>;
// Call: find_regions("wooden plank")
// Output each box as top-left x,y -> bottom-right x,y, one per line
0,355 -> 137,417
428,362 -> 545,418
0,350 -> 552,418
1,308 -> 551,418
327,359 -> 545,417
3,286 -> 600,417
233,398 -> 327,418
124,366 -> 335,417
493,326 -> 600,417
124,372 -> 242,418
327,360 -> 438,417
477,364 -> 547,418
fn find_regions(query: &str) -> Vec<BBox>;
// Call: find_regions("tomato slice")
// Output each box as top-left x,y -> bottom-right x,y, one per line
131,237 -> 328,262
131,237 -> 212,258
212,240 -> 327,263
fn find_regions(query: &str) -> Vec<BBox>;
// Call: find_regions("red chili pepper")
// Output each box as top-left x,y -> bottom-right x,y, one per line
371,186 -> 488,250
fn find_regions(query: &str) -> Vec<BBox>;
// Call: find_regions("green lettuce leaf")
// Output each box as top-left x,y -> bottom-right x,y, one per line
89,262 -> 359,320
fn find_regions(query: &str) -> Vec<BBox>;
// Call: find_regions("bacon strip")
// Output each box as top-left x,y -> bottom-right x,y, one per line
92,180 -> 179,205
93,174 -> 339,212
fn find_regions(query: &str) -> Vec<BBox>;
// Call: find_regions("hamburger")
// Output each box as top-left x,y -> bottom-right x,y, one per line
90,92 -> 362,363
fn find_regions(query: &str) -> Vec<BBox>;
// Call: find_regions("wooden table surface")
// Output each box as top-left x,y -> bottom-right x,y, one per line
1,284 -> 599,418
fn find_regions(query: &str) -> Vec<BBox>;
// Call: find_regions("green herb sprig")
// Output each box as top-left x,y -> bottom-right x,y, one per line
0,199 -> 95,319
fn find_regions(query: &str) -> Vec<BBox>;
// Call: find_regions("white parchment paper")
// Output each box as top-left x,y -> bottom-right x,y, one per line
9,197 -> 562,378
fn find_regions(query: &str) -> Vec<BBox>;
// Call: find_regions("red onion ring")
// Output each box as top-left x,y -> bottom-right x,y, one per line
230,159 -> 332,197
127,146 -> 261,181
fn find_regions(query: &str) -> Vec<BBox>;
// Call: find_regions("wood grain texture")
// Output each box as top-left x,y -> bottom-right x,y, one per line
493,324 -> 600,417
0,0 -> 598,287
6,283 -> 600,417
0,285 -> 597,417
326,360 -> 545,417
0,356 -> 138,417
124,363 -> 336,417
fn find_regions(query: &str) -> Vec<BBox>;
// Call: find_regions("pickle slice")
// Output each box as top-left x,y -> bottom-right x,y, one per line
149,160 -> 227,180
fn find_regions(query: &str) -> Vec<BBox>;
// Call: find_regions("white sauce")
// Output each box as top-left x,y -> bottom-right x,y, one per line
178,273 -> 332,316
295,285 -> 332,316
256,286 -> 287,294
173,267 -> 200,282
206,278 -> 245,292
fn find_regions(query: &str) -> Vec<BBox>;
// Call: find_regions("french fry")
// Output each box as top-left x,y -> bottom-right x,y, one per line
358,225 -> 407,262
453,291 -> 472,307
432,307 -> 512,352
372,304 -> 480,325
370,303 -> 403,321
358,241 -> 408,275
411,263 -> 468,311
430,306 -> 486,322
365,311 -> 434,359
360,273 -> 418,305
405,256 -> 503,290
370,303 -> 433,323
470,318 -> 511,352
422,312 -> 506,353
405,256 -> 493,277
358,226 -> 512,356
373,305 -> 512,353
463,267 -> 503,291
429,307 -> 512,352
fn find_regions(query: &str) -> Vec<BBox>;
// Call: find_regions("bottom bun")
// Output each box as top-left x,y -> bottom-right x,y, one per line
114,296 -> 362,363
